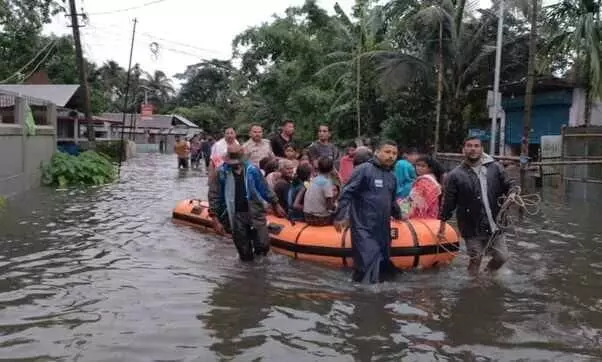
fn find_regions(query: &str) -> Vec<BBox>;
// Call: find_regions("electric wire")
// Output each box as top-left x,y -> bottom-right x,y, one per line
0,40 -> 56,83
86,0 -> 169,16
19,42 -> 59,83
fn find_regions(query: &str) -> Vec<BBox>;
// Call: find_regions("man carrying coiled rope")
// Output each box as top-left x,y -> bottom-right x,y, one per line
437,136 -> 520,275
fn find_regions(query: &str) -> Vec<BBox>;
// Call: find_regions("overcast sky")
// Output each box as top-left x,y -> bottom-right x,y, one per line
43,0 -> 503,79
43,0 -> 357,78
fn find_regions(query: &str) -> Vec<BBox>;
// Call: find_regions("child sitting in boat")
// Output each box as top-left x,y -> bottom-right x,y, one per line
303,157 -> 336,226
289,163 -> 313,221
272,160 -> 296,212
264,158 -> 282,189
298,154 -> 311,168
283,144 -> 299,170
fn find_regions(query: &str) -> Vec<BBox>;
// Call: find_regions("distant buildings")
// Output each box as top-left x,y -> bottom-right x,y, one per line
100,113 -> 201,152
0,83 -> 202,153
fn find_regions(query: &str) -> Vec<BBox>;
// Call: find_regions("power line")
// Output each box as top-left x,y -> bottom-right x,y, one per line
139,32 -> 220,54
68,0 -> 95,142
85,22 -> 222,55
84,39 -> 218,61
20,43 -> 58,83
82,27 -> 226,60
0,40 -> 56,83
87,0 -> 169,16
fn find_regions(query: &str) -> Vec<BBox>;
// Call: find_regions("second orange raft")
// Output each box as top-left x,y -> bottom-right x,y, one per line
173,199 -> 460,270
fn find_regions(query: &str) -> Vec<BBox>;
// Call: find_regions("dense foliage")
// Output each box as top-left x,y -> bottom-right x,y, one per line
41,151 -> 116,187
90,140 -> 124,161
2,0 -> 601,150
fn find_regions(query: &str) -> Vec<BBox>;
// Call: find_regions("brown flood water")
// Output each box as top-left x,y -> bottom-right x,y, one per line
1,153 -> 601,361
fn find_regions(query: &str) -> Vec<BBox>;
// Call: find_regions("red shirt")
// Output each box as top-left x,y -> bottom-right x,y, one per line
338,155 -> 354,184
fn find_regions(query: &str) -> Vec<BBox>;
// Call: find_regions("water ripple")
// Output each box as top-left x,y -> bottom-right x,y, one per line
0,153 -> 601,360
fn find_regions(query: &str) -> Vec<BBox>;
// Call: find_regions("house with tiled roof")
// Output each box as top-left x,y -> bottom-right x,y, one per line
100,113 -> 201,152
0,84 -> 119,143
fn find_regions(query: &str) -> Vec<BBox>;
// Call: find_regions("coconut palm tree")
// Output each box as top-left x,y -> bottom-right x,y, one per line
97,60 -> 127,104
544,0 -> 602,125
141,70 -> 175,109
505,0 -> 540,181
315,0 -> 391,137
370,0 -> 499,150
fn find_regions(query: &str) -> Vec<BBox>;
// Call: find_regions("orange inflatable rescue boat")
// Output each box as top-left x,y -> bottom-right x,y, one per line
172,199 -> 460,270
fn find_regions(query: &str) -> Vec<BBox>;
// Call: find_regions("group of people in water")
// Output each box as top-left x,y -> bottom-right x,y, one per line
180,120 -> 520,284
173,134 -> 214,170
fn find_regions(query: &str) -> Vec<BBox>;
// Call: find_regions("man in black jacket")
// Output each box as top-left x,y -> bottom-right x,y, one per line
437,136 -> 520,275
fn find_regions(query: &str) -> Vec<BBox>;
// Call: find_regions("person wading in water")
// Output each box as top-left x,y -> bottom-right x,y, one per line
334,140 -> 403,284
438,136 -> 519,275
208,144 -> 286,261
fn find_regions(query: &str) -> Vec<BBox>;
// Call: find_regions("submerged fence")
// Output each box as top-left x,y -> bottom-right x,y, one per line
561,126 -> 602,199
434,126 -> 602,199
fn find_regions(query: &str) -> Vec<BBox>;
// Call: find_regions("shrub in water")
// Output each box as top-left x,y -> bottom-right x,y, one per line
42,151 -> 117,188
90,140 -> 123,161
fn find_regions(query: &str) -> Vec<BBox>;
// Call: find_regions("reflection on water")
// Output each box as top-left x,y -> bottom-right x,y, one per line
0,154 -> 601,361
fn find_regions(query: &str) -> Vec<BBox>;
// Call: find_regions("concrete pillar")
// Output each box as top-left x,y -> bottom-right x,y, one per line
74,118 -> 79,144
46,103 -> 57,149
15,97 -> 26,175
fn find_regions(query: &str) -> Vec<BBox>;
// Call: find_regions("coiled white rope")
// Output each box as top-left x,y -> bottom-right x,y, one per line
433,193 -> 542,257
479,192 -> 542,259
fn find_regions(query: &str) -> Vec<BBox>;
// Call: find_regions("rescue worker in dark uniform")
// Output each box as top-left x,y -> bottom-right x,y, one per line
334,140 -> 403,283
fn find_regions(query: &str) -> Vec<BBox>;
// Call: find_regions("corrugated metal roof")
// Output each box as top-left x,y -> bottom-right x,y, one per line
173,114 -> 198,128
100,113 -> 200,129
0,84 -> 80,106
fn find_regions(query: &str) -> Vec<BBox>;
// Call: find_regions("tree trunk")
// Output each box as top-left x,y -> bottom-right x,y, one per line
356,6 -> 364,139
356,53 -> 361,138
434,22 -> 443,155
584,81 -> 592,126
520,0 -> 538,191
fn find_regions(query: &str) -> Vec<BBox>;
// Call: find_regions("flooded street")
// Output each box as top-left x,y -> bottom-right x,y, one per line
1,153 -> 601,361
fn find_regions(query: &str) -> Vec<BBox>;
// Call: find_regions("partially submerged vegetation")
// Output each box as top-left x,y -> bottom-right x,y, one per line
87,141 -> 123,162
42,151 -> 117,188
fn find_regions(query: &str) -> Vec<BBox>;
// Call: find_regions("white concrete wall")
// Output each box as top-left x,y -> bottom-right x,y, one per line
569,88 -> 602,126
0,97 -> 56,198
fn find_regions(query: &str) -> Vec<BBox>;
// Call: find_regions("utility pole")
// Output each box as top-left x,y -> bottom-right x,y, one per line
67,0 -> 94,144
490,0 -> 504,156
118,18 -> 138,177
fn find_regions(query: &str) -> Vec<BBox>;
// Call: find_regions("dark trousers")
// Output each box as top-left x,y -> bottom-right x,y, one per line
178,157 -> 189,169
191,151 -> 202,168
231,212 -> 270,261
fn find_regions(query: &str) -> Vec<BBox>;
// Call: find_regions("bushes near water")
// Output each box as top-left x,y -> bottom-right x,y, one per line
42,151 -> 117,188
88,141 -> 123,161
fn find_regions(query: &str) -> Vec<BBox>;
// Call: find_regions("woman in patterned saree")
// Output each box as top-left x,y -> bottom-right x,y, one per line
404,156 -> 445,219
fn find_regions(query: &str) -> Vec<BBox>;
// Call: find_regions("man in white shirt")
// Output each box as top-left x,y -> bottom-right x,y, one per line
210,127 -> 239,169
242,124 -> 274,166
